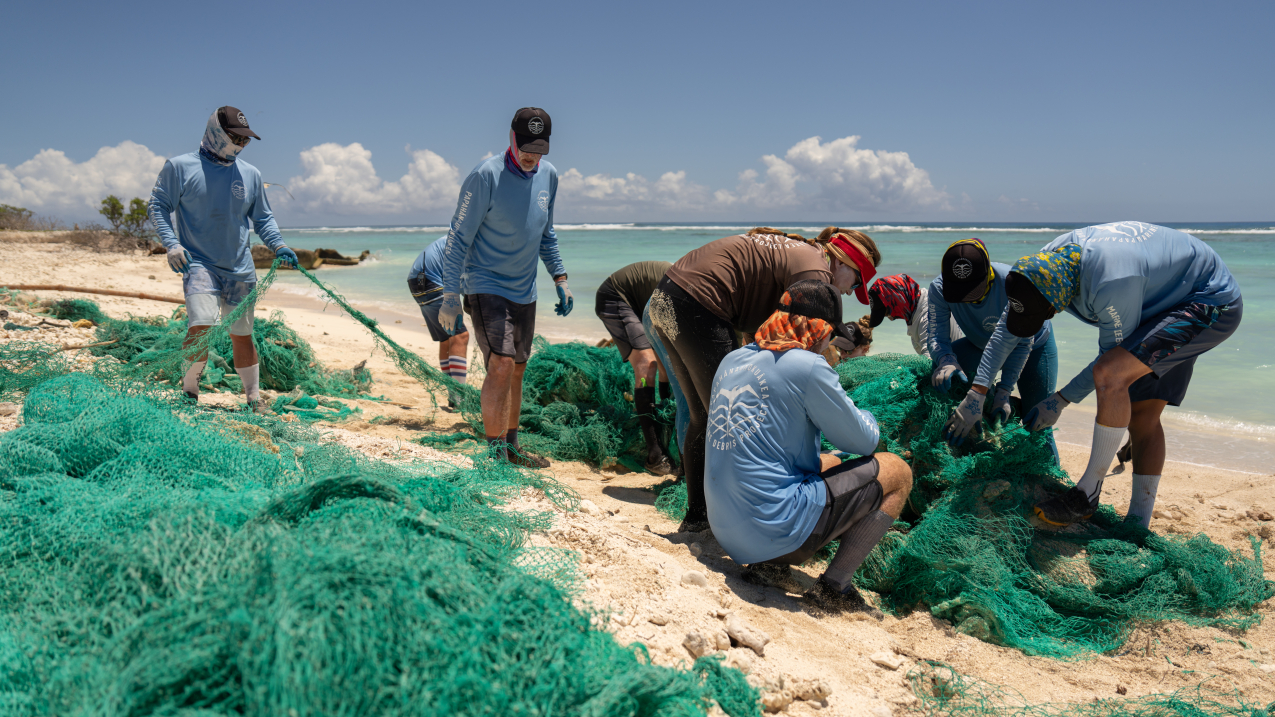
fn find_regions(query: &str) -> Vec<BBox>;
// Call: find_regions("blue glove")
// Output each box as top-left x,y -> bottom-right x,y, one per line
943,389 -> 986,446
1024,391 -> 1069,431
167,247 -> 191,274
438,292 -> 463,336
276,247 -> 300,269
989,387 -> 1013,427
931,356 -> 968,392
555,280 -> 574,317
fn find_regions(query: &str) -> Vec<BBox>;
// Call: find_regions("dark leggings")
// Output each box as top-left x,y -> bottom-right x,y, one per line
652,277 -> 738,524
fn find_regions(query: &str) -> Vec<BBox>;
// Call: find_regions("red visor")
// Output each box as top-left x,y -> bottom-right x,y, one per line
830,235 -> 877,304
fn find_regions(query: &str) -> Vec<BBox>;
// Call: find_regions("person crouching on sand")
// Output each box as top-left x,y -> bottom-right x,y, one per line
408,235 -> 470,411
704,280 -> 912,615
1007,222 -> 1242,530
149,106 -> 299,413
436,107 -> 571,468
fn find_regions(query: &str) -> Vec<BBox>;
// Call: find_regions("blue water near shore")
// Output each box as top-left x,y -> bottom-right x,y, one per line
268,222 -> 1275,466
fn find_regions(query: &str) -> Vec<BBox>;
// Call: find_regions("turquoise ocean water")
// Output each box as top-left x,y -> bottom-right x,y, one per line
269,223 -> 1275,469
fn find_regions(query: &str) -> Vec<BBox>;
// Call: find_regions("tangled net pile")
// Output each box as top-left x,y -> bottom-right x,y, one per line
0,342 -> 757,711
658,353 -> 1273,659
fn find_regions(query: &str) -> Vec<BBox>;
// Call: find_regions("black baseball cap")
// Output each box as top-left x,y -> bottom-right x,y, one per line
831,322 -> 866,352
868,294 -> 888,328
217,106 -> 260,140
511,107 -> 551,154
1004,271 -> 1056,338
780,280 -> 857,347
941,239 -> 991,303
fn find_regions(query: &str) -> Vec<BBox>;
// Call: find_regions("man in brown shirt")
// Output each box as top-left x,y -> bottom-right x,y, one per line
650,227 -> 882,533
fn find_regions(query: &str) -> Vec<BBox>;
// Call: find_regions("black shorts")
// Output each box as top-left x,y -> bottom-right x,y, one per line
768,455 -> 883,566
594,277 -> 651,362
1125,298 -> 1242,406
408,278 -> 466,342
464,293 -> 536,364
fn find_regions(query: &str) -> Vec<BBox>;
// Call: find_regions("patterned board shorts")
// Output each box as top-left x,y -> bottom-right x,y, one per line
1124,298 -> 1242,405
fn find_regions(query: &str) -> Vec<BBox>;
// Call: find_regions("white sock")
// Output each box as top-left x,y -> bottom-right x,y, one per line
439,357 -> 451,376
1074,423 -> 1127,501
236,363 -> 261,403
448,355 -> 467,385
1128,473 -> 1161,528
182,360 -> 207,395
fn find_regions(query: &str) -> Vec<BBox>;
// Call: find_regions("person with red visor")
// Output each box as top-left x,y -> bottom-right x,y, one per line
866,274 -> 962,358
649,226 -> 882,533
925,238 -> 1058,453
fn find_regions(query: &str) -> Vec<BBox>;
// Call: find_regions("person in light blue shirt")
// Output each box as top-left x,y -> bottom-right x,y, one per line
925,239 -> 1057,450
408,236 -> 469,409
1004,222 -> 1242,529
704,281 -> 912,616
149,106 -> 299,413
436,108 -> 571,468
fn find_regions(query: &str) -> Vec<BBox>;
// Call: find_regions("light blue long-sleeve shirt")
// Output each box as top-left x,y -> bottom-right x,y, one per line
440,155 -> 565,304
408,236 -> 448,285
705,345 -> 880,565
927,263 -> 1051,391
148,152 -> 285,282
1048,222 -> 1240,403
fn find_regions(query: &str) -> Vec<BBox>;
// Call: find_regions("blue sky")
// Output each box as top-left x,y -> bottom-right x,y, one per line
2,0 -> 1271,225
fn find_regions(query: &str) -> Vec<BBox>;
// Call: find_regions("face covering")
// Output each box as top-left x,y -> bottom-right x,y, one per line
1011,243 -> 1084,312
755,309 -> 832,352
200,112 -> 245,166
504,130 -> 539,179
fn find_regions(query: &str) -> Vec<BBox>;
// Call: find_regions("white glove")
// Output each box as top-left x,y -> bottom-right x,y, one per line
1024,391 -> 1069,431
990,387 -> 1013,427
167,246 -> 191,274
943,389 -> 986,446
931,355 -> 968,392
438,292 -> 463,336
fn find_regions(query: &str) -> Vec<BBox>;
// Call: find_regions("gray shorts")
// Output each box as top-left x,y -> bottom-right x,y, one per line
409,278 -> 466,342
594,278 -> 651,362
464,293 -> 536,364
1125,298 -> 1242,406
183,264 -> 255,336
769,455 -> 883,565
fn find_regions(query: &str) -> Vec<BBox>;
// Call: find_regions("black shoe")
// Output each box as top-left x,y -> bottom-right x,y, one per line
644,454 -> 674,476
741,562 -> 800,591
506,447 -> 550,469
802,578 -> 882,619
182,390 -> 199,403
1033,486 -> 1099,527
677,518 -> 711,534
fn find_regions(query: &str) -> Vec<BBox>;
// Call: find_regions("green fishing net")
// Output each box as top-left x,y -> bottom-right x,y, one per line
655,353 -> 1273,659
0,373 -> 755,715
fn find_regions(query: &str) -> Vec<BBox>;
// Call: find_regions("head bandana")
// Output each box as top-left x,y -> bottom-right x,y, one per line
944,238 -> 995,303
199,112 -> 244,166
824,233 -> 876,304
1011,243 -> 1084,312
868,274 -> 921,323
755,289 -> 833,352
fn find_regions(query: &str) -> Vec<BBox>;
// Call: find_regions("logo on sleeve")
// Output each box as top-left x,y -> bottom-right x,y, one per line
528,117 -> 544,135
1009,298 -> 1025,313
982,316 -> 1000,332
231,180 -> 246,200
537,190 -> 550,211
952,258 -> 973,279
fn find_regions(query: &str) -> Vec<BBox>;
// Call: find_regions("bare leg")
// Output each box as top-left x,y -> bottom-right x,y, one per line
482,355 -> 515,441
1128,399 -> 1168,477
508,361 -> 526,434
874,452 -> 913,519
229,334 -> 257,368
1093,347 -> 1153,428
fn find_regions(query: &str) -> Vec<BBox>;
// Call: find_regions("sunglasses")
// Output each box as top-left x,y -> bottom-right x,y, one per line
229,133 -> 251,148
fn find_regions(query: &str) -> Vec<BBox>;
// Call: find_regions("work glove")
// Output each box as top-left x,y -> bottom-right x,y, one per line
989,387 -> 1013,427
167,246 -> 191,274
1024,391 -> 1069,432
554,279 -> 574,317
943,389 -> 986,447
930,355 -> 968,392
438,292 -> 464,336
276,246 -> 299,269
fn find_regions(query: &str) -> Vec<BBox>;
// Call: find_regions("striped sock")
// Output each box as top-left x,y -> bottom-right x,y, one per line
448,355 -> 467,385
439,357 -> 451,376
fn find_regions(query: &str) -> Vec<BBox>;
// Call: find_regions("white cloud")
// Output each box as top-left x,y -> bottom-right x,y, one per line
288,143 -> 461,215
558,135 -> 949,217
0,141 -> 166,216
